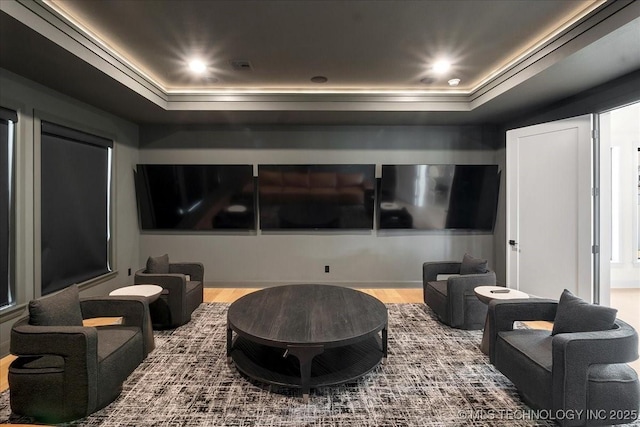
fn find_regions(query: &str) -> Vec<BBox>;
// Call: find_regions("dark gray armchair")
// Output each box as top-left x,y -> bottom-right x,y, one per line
9,292 -> 154,423
423,260 -> 497,329
135,261 -> 204,329
488,298 -> 639,426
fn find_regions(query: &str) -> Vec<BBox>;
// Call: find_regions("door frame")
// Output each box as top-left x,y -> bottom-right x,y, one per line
506,114 -> 595,301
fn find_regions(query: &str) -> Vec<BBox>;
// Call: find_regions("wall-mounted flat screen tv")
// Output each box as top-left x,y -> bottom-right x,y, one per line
379,164 -> 500,231
258,164 -> 375,230
134,164 -> 256,230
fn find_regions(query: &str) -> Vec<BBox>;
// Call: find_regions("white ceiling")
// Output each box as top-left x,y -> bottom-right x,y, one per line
1,0 -> 639,125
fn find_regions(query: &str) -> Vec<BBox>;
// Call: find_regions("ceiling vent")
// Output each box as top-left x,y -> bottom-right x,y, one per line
231,60 -> 253,71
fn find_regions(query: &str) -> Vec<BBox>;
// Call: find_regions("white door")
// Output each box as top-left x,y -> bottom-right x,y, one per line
506,115 -> 593,301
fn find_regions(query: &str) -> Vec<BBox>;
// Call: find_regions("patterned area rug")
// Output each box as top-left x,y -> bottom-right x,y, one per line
0,303 -> 579,426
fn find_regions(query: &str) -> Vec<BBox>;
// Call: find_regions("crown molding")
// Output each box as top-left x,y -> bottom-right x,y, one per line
2,0 -> 638,113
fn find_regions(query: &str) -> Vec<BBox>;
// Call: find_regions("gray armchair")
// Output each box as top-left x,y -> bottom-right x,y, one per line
135,260 -> 204,329
9,289 -> 154,423
423,260 -> 497,329
488,298 -> 639,426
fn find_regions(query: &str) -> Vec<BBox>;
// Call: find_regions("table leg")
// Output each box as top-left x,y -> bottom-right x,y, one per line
480,315 -> 490,355
382,325 -> 388,363
226,324 -> 233,363
286,345 -> 324,403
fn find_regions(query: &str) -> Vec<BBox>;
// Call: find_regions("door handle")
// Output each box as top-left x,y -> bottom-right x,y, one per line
508,240 -> 517,246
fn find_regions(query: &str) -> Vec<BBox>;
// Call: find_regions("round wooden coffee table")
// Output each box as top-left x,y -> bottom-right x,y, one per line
227,284 -> 388,402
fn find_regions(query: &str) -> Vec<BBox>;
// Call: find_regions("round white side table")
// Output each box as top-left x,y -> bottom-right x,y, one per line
109,284 -> 163,302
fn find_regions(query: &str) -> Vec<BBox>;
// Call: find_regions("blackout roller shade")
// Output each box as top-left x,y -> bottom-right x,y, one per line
0,107 -> 16,307
40,122 -> 112,296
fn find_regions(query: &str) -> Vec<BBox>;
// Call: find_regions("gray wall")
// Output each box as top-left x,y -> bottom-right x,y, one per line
138,124 -> 501,287
0,69 -> 140,356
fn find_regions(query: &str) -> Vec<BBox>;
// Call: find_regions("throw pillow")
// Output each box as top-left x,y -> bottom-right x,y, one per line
551,289 -> 617,335
29,284 -> 83,326
146,254 -> 170,274
459,253 -> 488,275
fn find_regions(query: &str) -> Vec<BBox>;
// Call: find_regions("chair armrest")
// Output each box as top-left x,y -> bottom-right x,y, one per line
447,271 -> 496,327
81,296 -> 154,356
135,270 -> 187,296
11,321 -> 98,359
488,298 -> 557,362
170,262 -> 204,282
422,262 -> 461,283
551,320 -> 639,418
10,320 -> 101,413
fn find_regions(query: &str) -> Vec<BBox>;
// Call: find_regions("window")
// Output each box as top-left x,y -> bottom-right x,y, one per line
0,107 -> 16,308
40,122 -> 112,296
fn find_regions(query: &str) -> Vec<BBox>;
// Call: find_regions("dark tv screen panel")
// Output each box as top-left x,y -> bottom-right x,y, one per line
258,164 -> 375,230
379,164 -> 500,231
135,164 -> 256,230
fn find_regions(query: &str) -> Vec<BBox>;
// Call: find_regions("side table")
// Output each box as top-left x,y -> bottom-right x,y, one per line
109,284 -> 163,347
109,284 -> 163,302
474,286 -> 529,355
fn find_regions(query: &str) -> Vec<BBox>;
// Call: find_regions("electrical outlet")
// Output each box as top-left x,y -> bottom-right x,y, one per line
325,265 -> 330,273
128,268 -> 131,276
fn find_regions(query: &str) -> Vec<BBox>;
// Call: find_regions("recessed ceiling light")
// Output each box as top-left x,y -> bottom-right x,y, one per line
188,59 -> 207,74
432,60 -> 451,74
310,76 -> 328,83
448,78 -> 461,87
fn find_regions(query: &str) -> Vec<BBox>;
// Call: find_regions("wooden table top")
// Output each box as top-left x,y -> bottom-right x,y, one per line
227,284 -> 387,348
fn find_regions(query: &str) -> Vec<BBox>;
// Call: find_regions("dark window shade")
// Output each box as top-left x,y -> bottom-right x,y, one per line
42,121 -> 112,148
41,123 -> 111,296
1,116 -> 12,307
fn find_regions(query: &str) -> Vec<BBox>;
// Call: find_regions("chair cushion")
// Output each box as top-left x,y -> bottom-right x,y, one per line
494,329 -> 554,410
186,280 -> 202,294
96,326 -> 144,406
460,253 -> 488,275
96,326 -> 142,363
436,274 -> 460,281
28,284 -> 83,326
498,329 -> 553,372
551,289 -> 617,335
146,254 -> 170,274
427,280 -> 448,296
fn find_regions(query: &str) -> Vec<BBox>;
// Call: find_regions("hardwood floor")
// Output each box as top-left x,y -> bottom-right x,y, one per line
203,287 -> 424,304
1,287 -> 637,395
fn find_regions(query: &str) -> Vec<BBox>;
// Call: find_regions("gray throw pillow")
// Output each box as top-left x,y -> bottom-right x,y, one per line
551,289 -> 617,335
459,253 -> 488,275
147,254 -> 170,274
29,284 -> 83,326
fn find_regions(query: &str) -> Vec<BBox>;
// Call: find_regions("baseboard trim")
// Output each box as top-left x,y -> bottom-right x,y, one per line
204,281 -> 422,289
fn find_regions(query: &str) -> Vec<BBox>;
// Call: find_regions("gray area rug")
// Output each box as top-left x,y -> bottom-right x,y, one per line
0,303 -> 629,426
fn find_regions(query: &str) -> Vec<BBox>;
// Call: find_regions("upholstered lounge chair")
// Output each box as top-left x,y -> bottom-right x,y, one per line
423,254 -> 497,329
134,254 -> 204,329
488,292 -> 640,426
8,285 -> 154,423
